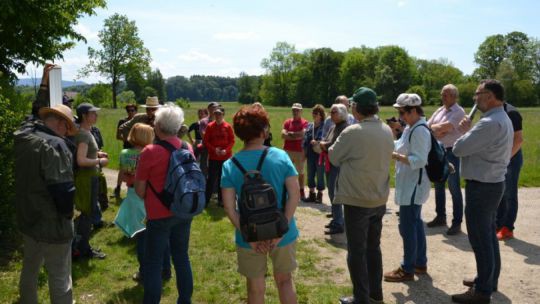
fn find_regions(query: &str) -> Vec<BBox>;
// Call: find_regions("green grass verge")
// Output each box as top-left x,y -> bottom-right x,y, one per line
0,201 -> 351,303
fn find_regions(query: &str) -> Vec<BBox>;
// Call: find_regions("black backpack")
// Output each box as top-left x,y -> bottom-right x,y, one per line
409,124 -> 451,183
231,148 -> 289,242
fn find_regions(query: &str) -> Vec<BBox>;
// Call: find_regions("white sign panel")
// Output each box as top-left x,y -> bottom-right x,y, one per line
49,66 -> 62,107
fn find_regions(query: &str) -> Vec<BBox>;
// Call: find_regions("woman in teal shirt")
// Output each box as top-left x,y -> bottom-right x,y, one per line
221,105 -> 300,304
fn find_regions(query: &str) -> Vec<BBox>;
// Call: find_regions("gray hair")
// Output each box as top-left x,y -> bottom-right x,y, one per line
331,103 -> 348,122
442,84 -> 459,98
154,102 -> 185,136
335,95 -> 349,106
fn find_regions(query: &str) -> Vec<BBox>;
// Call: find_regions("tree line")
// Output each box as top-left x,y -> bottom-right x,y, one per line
241,33 -> 540,108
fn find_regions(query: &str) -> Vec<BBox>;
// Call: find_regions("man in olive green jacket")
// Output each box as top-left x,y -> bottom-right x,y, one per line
14,104 -> 77,304
328,87 -> 394,304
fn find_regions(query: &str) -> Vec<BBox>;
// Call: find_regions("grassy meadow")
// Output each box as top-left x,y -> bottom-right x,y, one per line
97,102 -> 540,186
0,102 -> 538,303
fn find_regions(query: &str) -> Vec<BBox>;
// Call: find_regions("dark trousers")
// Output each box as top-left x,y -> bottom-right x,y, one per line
344,204 -> 386,303
306,152 -> 325,191
205,159 -> 225,205
496,150 -> 523,230
136,230 -> 171,276
143,217 -> 193,304
434,149 -> 463,225
465,180 -> 504,296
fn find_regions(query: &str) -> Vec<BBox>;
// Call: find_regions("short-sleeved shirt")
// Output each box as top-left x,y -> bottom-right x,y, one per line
188,121 -> 202,141
427,103 -> 466,148
119,148 -> 140,187
221,147 -> 299,249
282,118 -> 308,152
136,137 -> 192,220
504,103 -> 522,132
75,129 -> 98,161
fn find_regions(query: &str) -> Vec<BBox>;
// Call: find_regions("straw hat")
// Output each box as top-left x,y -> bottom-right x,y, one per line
38,104 -> 78,136
142,96 -> 162,108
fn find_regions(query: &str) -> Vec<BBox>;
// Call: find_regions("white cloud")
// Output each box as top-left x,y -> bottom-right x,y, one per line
74,23 -> 99,41
177,50 -> 228,64
397,1 -> 407,7
213,31 -> 259,41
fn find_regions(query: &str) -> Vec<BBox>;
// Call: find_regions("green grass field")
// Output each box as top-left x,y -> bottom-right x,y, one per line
97,102 -> 540,187
0,102 -> 538,303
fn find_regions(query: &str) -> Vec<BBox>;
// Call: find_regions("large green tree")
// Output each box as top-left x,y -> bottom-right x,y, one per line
260,42 -> 297,106
0,0 -> 105,81
146,68 -> 167,102
374,46 -> 414,105
81,13 -> 151,108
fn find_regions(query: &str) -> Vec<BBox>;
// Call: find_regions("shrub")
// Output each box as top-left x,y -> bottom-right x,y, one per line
175,97 -> 191,109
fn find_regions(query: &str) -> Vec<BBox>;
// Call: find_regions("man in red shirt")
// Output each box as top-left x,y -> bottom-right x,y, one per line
203,107 -> 235,207
282,103 -> 308,200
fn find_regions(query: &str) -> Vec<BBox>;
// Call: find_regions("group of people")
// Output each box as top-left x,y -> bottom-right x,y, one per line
15,65 -> 523,304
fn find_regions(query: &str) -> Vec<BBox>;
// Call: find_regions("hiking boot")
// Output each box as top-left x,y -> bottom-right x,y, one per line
315,191 -> 324,204
414,265 -> 428,275
447,224 -> 462,235
303,192 -> 316,203
451,288 -> 491,304
325,221 -> 334,228
133,272 -> 143,283
339,295 -> 383,304
463,277 -> 498,292
83,248 -> 106,260
497,226 -> 513,241
326,213 -> 333,218
426,216 -> 446,228
384,267 -> 414,282
325,225 -> 344,235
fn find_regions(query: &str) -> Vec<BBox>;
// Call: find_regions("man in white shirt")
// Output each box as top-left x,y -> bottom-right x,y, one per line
426,84 -> 466,235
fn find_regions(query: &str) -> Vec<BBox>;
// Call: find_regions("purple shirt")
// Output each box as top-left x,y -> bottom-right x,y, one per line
427,103 -> 466,148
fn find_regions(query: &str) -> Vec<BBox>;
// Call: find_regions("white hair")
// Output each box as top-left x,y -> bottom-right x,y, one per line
442,84 -> 459,98
154,102 -> 185,136
331,103 -> 348,122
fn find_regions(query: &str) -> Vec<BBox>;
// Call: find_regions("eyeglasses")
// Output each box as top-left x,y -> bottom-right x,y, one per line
127,109 -> 137,113
398,110 -> 406,116
474,91 -> 490,97
330,110 -> 338,114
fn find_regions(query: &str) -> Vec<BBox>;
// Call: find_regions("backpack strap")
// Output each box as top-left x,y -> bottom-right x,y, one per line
231,157 -> 247,175
256,147 -> 270,171
408,124 -> 430,185
148,140 -> 181,209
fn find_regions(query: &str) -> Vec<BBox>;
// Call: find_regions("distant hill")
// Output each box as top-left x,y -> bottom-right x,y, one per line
16,78 -> 87,88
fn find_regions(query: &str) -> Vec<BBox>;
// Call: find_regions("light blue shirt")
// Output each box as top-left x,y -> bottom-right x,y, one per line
221,147 -> 299,248
394,118 -> 431,206
453,106 -> 513,183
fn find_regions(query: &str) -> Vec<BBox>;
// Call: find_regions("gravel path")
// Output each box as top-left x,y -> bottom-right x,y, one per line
103,168 -> 540,304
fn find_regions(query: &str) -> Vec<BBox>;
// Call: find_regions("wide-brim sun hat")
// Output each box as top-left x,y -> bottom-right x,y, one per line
38,104 -> 78,136
141,96 -> 162,108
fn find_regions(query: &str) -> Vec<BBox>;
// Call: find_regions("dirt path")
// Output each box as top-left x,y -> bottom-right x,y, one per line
103,168 -> 540,303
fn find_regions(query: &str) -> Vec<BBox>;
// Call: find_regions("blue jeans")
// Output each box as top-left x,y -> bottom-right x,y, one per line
143,217 -> 193,304
136,230 -> 171,276
399,204 -> 427,274
496,150 -> 523,231
344,204 -> 386,303
465,180 -> 504,296
306,151 -> 325,191
434,149 -> 463,225
326,165 -> 343,227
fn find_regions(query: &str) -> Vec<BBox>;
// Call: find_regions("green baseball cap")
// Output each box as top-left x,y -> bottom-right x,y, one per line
349,87 -> 378,107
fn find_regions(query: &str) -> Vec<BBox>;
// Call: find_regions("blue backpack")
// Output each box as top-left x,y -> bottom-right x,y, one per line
149,140 -> 206,219
409,124 -> 451,183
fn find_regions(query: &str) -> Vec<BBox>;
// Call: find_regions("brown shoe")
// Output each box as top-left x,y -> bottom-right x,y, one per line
426,216 -> 446,228
384,267 -> 414,282
414,265 -> 428,275
451,288 -> 491,303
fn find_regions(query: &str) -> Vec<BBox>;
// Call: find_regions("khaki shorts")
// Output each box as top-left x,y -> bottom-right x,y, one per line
286,151 -> 305,174
236,242 -> 297,278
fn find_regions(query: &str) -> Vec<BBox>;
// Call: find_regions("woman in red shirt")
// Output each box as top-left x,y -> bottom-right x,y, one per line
203,107 -> 235,207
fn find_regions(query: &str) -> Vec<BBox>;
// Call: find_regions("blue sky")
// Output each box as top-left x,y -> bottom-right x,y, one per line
22,0 -> 540,83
